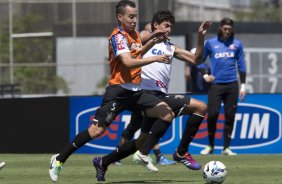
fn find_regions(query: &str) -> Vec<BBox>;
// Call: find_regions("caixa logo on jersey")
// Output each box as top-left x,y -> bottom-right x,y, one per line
191,103 -> 281,149
75,107 -> 174,151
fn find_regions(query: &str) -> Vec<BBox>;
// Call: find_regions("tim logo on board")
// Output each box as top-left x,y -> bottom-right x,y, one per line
191,103 -> 281,151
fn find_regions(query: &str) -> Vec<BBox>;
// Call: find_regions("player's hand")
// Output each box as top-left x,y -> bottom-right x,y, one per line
152,29 -> 166,37
203,74 -> 215,83
239,84 -> 246,101
155,54 -> 171,64
198,20 -> 212,35
239,91 -> 246,101
152,29 -> 171,41
152,33 -> 170,44
152,36 -> 167,44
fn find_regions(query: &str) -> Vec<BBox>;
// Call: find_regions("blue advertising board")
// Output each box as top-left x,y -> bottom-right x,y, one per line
70,94 -> 282,154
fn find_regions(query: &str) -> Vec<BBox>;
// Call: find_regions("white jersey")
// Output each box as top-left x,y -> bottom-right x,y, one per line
141,42 -> 175,94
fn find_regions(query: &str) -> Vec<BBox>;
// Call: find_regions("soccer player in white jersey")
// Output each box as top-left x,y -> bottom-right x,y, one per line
93,10 -> 211,181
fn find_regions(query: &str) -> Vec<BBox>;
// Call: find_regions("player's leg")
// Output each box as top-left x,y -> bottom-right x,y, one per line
95,116 -> 157,172
121,110 -> 143,143
222,82 -> 238,155
49,123 -> 107,181
49,105 -> 115,182
133,92 -> 174,171
53,102 -> 117,160
107,111 -> 143,166
138,92 -> 174,154
120,111 -> 173,165
201,84 -> 223,155
138,101 -> 174,158
94,116 -> 156,181
93,92 -> 174,179
49,85 -> 127,182
162,94 -> 206,169
174,98 -> 207,154
93,91 -> 168,180
113,110 -> 143,165
172,96 -> 207,170
122,111 -> 172,165
134,117 -> 162,172
93,128 -> 149,181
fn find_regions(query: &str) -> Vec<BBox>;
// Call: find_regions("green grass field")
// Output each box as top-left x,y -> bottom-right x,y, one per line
0,154 -> 281,184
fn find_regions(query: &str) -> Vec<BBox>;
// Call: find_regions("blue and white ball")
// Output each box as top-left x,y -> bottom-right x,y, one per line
203,161 -> 227,184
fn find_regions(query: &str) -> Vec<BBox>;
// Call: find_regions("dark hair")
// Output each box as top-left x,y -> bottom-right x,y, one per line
217,17 -> 235,38
220,17 -> 234,27
151,10 -> 175,32
115,0 -> 136,17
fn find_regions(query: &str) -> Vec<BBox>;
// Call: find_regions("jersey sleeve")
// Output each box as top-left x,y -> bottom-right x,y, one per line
197,63 -> 208,70
110,33 -> 130,57
237,41 -> 246,73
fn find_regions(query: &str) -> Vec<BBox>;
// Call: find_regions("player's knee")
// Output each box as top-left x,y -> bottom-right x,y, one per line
163,111 -> 174,122
160,102 -> 175,122
190,99 -> 207,116
199,102 -> 208,115
88,124 -> 106,138
94,106 -> 115,127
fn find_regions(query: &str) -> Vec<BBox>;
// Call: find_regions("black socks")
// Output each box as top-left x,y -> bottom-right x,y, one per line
102,140 -> 137,167
56,130 -> 91,163
139,119 -> 171,155
177,113 -> 204,155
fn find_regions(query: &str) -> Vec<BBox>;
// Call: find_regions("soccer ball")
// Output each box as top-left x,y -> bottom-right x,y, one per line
203,161 -> 227,184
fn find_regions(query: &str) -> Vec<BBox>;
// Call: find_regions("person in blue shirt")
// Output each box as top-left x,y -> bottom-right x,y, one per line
200,18 -> 246,156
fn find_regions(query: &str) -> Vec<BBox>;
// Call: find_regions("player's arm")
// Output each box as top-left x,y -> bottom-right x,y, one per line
173,36 -> 205,64
199,64 -> 215,83
140,30 -> 153,44
111,33 -> 170,69
141,30 -> 157,55
185,63 -> 191,81
141,29 -> 168,44
237,42 -> 247,101
201,41 -> 215,83
173,21 -> 211,64
118,52 -> 170,69
173,45 -> 196,64
174,45 -> 214,83
194,21 -> 212,64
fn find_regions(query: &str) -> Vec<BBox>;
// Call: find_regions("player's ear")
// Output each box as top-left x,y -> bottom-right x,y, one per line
153,22 -> 158,30
117,14 -> 123,23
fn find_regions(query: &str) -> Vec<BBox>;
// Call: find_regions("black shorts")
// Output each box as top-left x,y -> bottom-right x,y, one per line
139,90 -> 191,133
143,90 -> 191,116
93,85 -> 163,127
